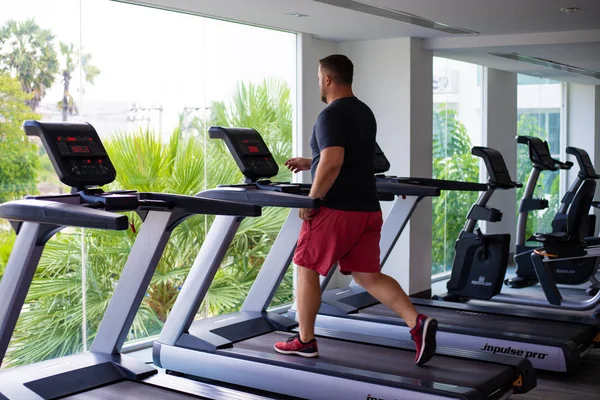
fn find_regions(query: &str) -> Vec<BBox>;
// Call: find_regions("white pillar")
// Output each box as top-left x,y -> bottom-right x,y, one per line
338,37 -> 433,296
566,84 -> 600,222
295,33 -> 337,184
481,68 -> 518,248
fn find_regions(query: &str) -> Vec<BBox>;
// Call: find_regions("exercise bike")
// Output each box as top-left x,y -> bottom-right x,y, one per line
506,136 -> 600,295
439,145 -> 600,315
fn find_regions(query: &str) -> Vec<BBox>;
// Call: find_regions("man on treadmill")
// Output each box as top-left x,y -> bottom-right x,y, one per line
274,54 -> 438,366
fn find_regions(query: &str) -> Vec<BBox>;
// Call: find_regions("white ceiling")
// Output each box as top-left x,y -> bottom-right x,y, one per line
128,0 -> 600,84
435,42 -> 600,85
362,0 -> 600,35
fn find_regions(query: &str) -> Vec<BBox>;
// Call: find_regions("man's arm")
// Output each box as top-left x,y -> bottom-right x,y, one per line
309,146 -> 344,199
285,157 -> 312,173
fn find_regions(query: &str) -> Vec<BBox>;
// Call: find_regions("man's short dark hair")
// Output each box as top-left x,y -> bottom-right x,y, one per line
319,54 -> 353,85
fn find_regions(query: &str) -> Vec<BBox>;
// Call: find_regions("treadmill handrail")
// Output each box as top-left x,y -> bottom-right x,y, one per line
138,192 -> 262,217
198,187 -> 320,208
0,200 -> 129,230
381,176 -> 488,192
375,181 -> 440,197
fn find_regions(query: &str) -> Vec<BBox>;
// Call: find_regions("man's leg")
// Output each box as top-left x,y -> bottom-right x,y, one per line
297,265 -> 322,342
273,265 -> 322,357
352,271 -> 418,329
352,270 -> 437,365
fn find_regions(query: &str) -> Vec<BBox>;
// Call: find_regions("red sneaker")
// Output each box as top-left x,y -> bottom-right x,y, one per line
410,314 -> 438,366
274,335 -> 319,358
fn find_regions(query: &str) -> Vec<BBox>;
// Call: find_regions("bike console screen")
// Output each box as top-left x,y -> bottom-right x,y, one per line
23,120 -> 116,189
209,126 -> 278,181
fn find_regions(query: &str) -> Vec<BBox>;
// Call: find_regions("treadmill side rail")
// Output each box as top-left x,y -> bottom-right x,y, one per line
241,210 -> 302,312
0,200 -> 129,231
157,215 -> 243,346
0,223 -> 48,364
91,211 -> 178,354
140,192 -> 262,217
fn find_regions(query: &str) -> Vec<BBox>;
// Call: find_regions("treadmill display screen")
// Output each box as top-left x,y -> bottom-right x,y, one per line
23,121 -> 117,188
239,138 -> 269,155
70,144 -> 91,154
209,127 -> 279,181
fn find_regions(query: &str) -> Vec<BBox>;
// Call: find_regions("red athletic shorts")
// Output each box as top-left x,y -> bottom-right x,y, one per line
293,207 -> 384,276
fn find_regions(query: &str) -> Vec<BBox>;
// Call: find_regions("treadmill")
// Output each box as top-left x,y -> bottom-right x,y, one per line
153,126 -> 536,400
307,145 -> 598,373
0,121 -> 285,400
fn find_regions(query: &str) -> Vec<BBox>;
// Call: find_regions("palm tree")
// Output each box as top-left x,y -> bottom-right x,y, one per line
0,19 -> 58,111
56,42 -> 101,121
4,78 -> 294,368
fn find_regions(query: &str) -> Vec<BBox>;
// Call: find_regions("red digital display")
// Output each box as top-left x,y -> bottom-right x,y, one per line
247,145 -> 260,153
70,145 -> 91,154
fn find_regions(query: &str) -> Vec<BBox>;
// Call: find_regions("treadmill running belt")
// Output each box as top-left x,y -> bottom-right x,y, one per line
363,303 -> 594,342
61,381 -> 206,400
235,331 -> 515,397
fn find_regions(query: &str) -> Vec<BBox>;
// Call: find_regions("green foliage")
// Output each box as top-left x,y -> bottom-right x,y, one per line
199,78 -> 294,309
430,110 -> 562,276
432,108 -> 479,275
0,19 -> 58,111
197,78 -> 293,183
516,114 -> 560,239
0,72 -> 40,202
433,107 -> 472,158
0,229 -> 16,279
4,79 -> 293,368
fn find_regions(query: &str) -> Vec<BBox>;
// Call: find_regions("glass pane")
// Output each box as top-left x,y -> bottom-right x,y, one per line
80,0 -> 208,346
201,18 -> 297,317
432,58 -> 483,277
516,75 -> 563,238
0,0 -> 81,369
548,113 -> 561,154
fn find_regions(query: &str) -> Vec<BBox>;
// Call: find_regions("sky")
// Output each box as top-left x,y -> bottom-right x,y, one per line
2,0 -> 297,136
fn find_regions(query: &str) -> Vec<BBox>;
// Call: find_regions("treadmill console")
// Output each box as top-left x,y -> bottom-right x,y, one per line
374,142 -> 391,174
23,120 -> 116,189
209,126 -> 278,181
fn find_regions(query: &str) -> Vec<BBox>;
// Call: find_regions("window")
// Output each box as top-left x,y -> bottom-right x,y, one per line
0,0 -> 296,369
516,75 -> 563,239
432,58 -> 483,277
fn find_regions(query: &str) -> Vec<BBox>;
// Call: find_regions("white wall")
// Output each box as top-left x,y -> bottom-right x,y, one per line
337,37 -> 433,295
481,69 -> 518,247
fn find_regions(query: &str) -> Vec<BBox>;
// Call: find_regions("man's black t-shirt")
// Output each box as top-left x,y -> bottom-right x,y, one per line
310,96 -> 380,212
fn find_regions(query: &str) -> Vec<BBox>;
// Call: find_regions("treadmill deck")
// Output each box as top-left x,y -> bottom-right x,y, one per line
61,380 -> 203,400
363,303 -> 594,343
234,331 -> 517,397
